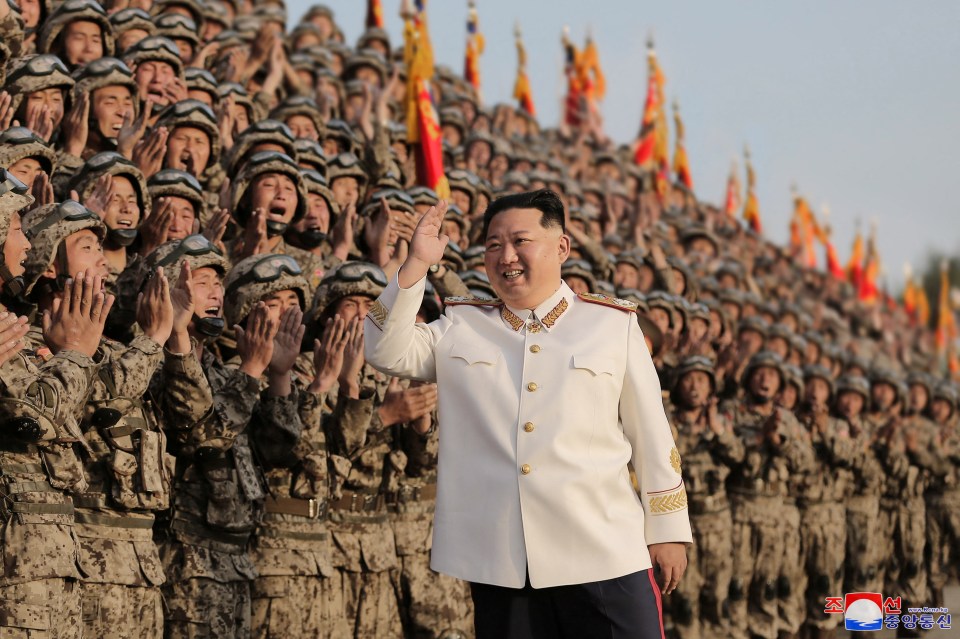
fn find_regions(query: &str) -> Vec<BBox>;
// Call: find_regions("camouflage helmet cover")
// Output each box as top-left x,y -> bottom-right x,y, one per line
5,54 -> 75,114
308,261 -> 386,326
38,0 -> 116,60
223,253 -> 312,328
230,151 -> 308,227
21,200 -> 106,295
69,151 -> 150,214
0,128 -> 58,176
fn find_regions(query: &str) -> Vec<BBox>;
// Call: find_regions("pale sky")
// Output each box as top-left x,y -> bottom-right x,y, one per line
288,1 -> 960,288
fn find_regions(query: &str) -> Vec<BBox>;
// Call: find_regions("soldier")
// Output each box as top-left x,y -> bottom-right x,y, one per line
722,351 -> 813,639
69,57 -> 139,161
283,169 -> 343,288
925,382 -> 960,605
796,365 -> 852,639
19,199 -> 207,639
0,170 -> 107,639
36,0 -> 115,70
666,356 -> 743,639
834,375 -> 883,593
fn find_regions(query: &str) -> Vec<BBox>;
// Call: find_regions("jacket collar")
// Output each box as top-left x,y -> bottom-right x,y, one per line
500,282 -> 574,333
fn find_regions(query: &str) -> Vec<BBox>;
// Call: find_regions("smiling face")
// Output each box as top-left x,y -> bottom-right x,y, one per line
189,266 -> 224,329
3,211 -> 32,279
102,175 -> 140,232
483,207 -> 569,310
92,85 -> 134,139
165,195 -> 196,241
260,288 -> 301,323
45,228 -> 108,280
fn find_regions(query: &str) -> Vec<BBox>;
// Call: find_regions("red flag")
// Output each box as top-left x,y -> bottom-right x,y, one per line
633,71 -> 658,166
723,161 -> 740,219
825,241 -> 844,280
857,228 -> 879,304
672,101 -> 693,189
463,1 -> 483,93
366,0 -> 384,29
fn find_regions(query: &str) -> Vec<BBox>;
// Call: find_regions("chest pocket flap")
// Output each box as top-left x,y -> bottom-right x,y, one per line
572,354 -> 616,376
450,342 -> 501,366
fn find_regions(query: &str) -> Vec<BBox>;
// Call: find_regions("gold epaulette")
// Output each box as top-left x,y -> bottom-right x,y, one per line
444,296 -> 502,307
576,292 -> 638,313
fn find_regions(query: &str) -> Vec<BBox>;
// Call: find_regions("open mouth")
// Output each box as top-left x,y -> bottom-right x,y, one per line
202,305 -> 220,317
503,269 -> 524,281
269,205 -> 286,217
116,219 -> 134,227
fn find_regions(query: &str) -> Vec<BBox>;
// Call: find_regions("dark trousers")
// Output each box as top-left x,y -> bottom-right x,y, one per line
471,569 -> 665,639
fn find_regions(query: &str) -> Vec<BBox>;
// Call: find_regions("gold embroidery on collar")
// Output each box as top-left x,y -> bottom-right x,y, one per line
541,298 -> 569,328
501,306 -> 524,332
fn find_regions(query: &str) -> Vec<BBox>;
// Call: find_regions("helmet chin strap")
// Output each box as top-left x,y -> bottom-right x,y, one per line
0,263 -> 24,297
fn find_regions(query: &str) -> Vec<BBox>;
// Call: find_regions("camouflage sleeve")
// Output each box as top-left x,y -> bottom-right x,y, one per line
399,413 -> 438,477
100,334 -> 164,398
707,421 -> 746,465
576,234 -> 614,281
192,368 -> 260,452
428,268 -> 470,299
360,119 -> 392,186
327,390 -> 377,456
777,412 -> 815,473
156,343 -> 214,428
906,422 -> 951,475
0,10 -> 24,58
251,389 -> 303,467
51,151 -> 84,200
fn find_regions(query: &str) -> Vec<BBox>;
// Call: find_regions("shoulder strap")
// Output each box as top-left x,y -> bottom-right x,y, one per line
576,292 -> 638,313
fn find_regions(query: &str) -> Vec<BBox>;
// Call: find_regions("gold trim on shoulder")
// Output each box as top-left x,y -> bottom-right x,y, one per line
445,296 -> 502,306
577,292 -> 638,313
648,484 -> 688,515
368,300 -> 388,330
541,297 -> 569,328
669,447 -> 682,474
501,306 -> 524,332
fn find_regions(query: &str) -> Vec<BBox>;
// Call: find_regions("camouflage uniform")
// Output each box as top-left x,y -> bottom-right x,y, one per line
0,184 -> 95,639
19,203 -> 210,639
666,358 -> 743,639
722,352 -> 814,639
926,384 -> 960,604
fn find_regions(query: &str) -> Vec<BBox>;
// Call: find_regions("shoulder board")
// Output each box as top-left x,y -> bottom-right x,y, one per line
444,296 -> 502,307
577,292 -> 638,313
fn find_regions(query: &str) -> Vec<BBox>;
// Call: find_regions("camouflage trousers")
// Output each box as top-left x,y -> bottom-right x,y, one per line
801,501 -> 845,631
666,506 -> 733,639
728,495 -> 785,639
399,552 -> 474,639
880,496 -> 928,605
0,578 -> 81,639
777,502 -> 805,635
339,567 -> 404,639
164,577 -> 251,638
845,494 -> 882,592
251,573 -> 350,639
926,490 -> 960,598
79,582 -> 162,639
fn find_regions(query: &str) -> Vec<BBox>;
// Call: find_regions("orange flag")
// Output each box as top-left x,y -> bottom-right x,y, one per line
825,240 -> 844,280
858,227 -> 879,304
672,100 -> 693,189
742,147 -> 761,233
723,160 -> 740,220
402,0 -> 448,197
936,261 -> 957,352
578,34 -> 606,105
513,24 -> 535,116
562,28 -> 583,126
846,228 -> 864,289
366,0 -> 384,28
463,1 -> 483,94
791,192 -> 818,268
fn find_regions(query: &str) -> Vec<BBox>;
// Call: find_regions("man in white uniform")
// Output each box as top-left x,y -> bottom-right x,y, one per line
364,189 -> 692,638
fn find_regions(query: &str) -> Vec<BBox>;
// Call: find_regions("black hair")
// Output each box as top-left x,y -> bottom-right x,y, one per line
481,188 -> 565,240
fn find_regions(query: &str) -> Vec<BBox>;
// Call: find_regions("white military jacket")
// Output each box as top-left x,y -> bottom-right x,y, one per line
364,276 -> 692,588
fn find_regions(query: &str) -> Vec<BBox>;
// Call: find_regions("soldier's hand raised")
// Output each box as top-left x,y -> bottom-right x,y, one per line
308,314 -> 348,394
268,305 -> 305,377
336,318 -> 365,399
399,201 -> 449,288
0,312 -> 30,366
137,267 -> 175,347
235,302 -> 277,379
378,377 -> 438,427
42,272 -> 114,357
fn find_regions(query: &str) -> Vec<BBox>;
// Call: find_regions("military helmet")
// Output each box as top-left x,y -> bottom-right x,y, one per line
308,261 -> 386,325
738,315 -> 770,338
123,36 -> 184,79
151,0 -> 206,28
931,382 -> 958,411
673,355 -> 717,392
38,0 -> 116,62
326,152 -> 367,185
21,200 -> 105,295
803,364 -> 835,398
294,138 -> 328,174
869,367 -> 905,405
459,269 -> 496,299
184,67 -> 219,107
227,119 -> 298,173
156,99 -> 222,171
783,363 -> 805,396
835,375 -> 870,401
269,96 -> 325,139
109,8 -> 156,43
446,169 -> 479,212
743,351 -> 786,388
253,4 -> 286,29
443,203 -> 468,233
362,188 -> 414,218
224,253 -> 311,328
4,55 -> 75,115
140,234 -> 228,287
230,151 -> 308,229
645,291 -> 676,327
356,27 -> 390,52
0,170 -> 36,247
462,245 -> 485,270
324,120 -> 361,155
561,259 -> 597,294
615,250 -> 645,271
69,151 -> 150,213
154,13 -> 199,48
147,169 -> 205,218
408,186 -> 439,208
201,0 -> 230,29
905,370 -> 935,397
71,57 -> 139,118
342,48 -> 388,84
0,128 -> 58,176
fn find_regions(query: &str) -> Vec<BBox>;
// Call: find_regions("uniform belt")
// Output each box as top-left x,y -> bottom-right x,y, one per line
74,511 -> 155,528
170,518 -> 251,547
257,527 -> 329,542
8,501 -> 74,515
330,490 -> 385,514
0,440 -> 38,454
71,493 -> 109,509
0,462 -> 45,475
1,480 -> 54,495
264,496 -> 328,519
385,483 -> 437,505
